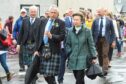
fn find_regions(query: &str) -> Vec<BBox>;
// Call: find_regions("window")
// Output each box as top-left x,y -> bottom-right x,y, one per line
20,4 -> 40,17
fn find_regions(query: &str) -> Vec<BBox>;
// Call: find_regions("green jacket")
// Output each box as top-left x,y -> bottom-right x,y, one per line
66,26 -> 97,70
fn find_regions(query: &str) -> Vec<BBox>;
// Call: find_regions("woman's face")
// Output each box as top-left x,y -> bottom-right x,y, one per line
73,16 -> 82,27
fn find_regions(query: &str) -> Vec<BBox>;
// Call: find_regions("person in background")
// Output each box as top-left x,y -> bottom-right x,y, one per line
58,8 -> 73,84
85,9 -> 93,29
64,8 -> 73,30
13,8 -> 27,71
116,15 -> 124,57
92,8 -> 115,76
107,12 -> 119,67
66,13 -> 97,84
0,18 -> 12,81
4,16 -> 14,35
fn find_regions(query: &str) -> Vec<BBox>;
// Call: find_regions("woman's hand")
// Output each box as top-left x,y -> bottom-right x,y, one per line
91,59 -> 97,64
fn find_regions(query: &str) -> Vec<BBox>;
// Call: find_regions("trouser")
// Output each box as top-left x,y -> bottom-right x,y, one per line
96,37 -> 109,73
116,39 -> 122,53
73,70 -> 85,84
0,53 -> 9,73
58,48 -> 67,83
44,76 -> 56,84
108,44 -> 113,61
19,46 -> 25,69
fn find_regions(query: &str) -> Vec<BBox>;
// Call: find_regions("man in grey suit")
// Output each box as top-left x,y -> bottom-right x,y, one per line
92,8 -> 115,76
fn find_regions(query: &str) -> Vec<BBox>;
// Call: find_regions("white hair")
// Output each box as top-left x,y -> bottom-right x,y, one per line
48,5 -> 59,13
29,5 -> 38,12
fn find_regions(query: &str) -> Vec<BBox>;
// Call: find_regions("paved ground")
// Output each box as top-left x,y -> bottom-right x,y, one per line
0,49 -> 126,84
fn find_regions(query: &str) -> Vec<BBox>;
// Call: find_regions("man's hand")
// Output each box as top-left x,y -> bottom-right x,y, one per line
16,45 -> 20,53
12,39 -> 17,45
47,32 -> 52,39
111,41 -> 116,48
34,51 -> 39,56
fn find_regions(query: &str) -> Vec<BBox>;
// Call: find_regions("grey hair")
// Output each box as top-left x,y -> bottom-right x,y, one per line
48,5 -> 59,13
29,5 -> 38,12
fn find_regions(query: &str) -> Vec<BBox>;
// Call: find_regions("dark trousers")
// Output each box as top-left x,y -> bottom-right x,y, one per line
116,39 -> 122,52
73,70 -> 85,84
58,49 -> 67,83
108,44 -> 113,61
96,37 -> 109,73
44,76 -> 56,84
0,53 -> 9,73
19,46 -> 25,69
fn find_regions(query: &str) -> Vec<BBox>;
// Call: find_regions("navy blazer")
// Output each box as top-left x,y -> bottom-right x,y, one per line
92,17 -> 115,44
65,16 -> 72,28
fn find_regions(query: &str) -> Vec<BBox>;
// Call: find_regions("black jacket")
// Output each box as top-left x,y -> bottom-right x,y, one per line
17,17 -> 41,45
35,18 -> 65,54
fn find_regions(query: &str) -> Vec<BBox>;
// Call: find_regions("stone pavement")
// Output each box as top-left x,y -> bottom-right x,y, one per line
0,50 -> 126,84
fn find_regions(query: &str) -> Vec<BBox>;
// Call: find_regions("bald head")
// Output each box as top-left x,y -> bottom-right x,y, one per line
29,6 -> 38,18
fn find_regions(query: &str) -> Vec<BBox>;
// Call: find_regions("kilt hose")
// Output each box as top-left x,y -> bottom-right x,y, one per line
21,45 -> 33,65
40,54 -> 60,76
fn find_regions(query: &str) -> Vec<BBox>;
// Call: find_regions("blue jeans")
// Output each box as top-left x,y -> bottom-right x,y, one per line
58,49 -> 67,83
116,39 -> 122,52
0,53 -> 9,73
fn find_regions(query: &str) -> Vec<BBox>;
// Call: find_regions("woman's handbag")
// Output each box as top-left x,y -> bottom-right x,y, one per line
86,63 -> 102,80
42,44 -> 52,60
0,34 -> 12,47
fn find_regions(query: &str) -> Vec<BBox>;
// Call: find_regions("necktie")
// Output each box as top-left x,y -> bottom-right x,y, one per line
30,18 -> 34,25
99,17 -> 103,37
43,19 -> 53,45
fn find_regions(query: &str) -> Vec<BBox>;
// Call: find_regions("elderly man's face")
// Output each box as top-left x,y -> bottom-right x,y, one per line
49,9 -> 58,19
21,12 -> 26,17
30,9 -> 37,18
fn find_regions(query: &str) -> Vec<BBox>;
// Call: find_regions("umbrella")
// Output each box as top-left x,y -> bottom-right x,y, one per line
86,64 -> 102,80
25,55 -> 40,84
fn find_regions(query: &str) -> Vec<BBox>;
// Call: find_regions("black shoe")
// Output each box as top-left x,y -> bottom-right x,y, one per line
19,68 -> 25,72
7,73 -> 12,81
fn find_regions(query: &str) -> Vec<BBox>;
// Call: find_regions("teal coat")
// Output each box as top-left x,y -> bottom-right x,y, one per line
66,26 -> 97,70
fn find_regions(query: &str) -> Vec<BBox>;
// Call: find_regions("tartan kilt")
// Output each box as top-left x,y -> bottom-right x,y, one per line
21,45 -> 33,65
39,53 -> 60,76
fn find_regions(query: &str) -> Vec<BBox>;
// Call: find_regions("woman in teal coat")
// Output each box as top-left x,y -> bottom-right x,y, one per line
65,13 -> 97,84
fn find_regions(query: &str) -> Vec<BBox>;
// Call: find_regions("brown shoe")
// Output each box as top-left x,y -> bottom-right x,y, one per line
7,73 -> 12,81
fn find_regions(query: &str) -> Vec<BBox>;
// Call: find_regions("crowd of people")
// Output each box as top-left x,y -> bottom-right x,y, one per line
0,4 -> 126,84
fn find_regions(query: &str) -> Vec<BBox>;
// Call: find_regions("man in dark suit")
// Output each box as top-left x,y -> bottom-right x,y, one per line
92,8 -> 115,76
64,8 -> 73,30
34,5 -> 65,84
17,6 -> 41,84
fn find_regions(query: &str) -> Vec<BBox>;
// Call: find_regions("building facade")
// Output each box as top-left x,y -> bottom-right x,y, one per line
58,0 -> 126,16
0,0 -> 57,24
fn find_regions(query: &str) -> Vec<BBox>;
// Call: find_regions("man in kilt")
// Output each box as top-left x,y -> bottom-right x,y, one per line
34,5 -> 65,84
16,6 -> 41,83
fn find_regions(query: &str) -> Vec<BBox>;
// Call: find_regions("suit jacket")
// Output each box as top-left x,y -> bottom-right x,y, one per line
35,18 -> 65,54
92,17 -> 115,44
17,17 -> 41,45
65,16 -> 73,28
